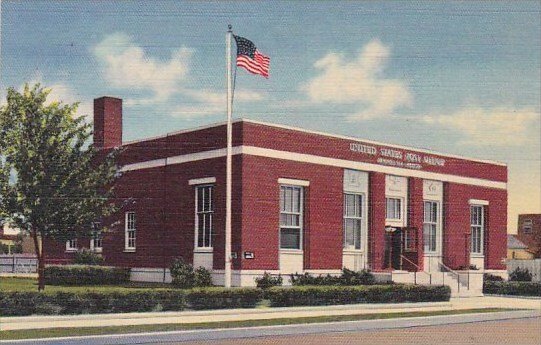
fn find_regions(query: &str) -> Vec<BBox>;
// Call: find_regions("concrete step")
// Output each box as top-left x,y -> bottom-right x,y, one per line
390,270 -> 483,297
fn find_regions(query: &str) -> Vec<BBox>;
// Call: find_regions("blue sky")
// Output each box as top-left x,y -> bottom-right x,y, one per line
1,1 -> 540,231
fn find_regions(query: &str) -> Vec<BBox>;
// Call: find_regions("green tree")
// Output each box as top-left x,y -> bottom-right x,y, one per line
0,84 -> 121,290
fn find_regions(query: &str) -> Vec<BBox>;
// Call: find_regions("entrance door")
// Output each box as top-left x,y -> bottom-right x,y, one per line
385,228 -> 402,270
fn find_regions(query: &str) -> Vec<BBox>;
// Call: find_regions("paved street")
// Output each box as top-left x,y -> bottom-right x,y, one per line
162,317 -> 541,345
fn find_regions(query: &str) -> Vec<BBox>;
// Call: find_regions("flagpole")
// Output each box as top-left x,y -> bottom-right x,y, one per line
224,24 -> 233,288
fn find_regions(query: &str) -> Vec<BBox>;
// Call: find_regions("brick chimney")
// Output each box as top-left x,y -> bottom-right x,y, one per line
94,96 -> 122,149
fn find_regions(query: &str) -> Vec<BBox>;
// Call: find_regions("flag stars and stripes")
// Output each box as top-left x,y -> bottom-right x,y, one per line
234,35 -> 270,78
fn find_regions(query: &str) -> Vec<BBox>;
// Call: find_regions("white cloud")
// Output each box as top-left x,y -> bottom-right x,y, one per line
2,74 -> 92,120
420,107 -> 540,146
93,32 -> 194,103
302,39 -> 412,120
44,83 -> 93,120
93,33 -> 265,118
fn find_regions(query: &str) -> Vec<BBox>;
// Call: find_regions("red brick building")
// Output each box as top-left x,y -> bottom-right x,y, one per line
45,97 -> 508,285
516,214 -> 541,258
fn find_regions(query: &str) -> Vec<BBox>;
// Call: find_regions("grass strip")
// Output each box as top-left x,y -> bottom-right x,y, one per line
0,308 -> 515,341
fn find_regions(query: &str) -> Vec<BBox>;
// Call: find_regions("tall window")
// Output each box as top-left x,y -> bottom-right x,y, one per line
423,201 -> 438,253
403,228 -> 417,252
386,197 -> 402,221
196,185 -> 214,248
344,193 -> 363,250
66,239 -> 77,251
470,205 -> 484,254
125,212 -> 136,250
280,185 -> 303,250
90,222 -> 102,252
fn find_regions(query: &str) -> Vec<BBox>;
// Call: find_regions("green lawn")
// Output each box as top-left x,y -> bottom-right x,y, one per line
0,308 -> 515,341
0,277 -> 172,293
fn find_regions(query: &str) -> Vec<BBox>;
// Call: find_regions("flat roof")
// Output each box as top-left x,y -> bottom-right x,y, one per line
122,118 -> 507,167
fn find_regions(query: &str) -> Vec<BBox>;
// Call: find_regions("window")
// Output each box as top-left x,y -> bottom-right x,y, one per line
386,197 -> 402,221
90,222 -> 102,252
280,185 -> 303,250
344,193 -> 363,250
470,205 -> 484,255
195,185 -> 214,248
403,228 -> 417,252
522,219 -> 533,234
66,239 -> 77,252
125,212 -> 136,250
423,201 -> 439,253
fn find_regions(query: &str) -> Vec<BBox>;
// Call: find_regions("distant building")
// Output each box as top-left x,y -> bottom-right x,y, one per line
0,224 -> 20,254
516,214 -> 541,258
507,234 -> 534,260
0,224 -> 36,255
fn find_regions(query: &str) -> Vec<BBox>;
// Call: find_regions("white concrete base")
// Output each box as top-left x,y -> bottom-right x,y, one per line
130,268 -> 172,283
193,251 -> 213,270
279,251 -> 304,274
343,252 -> 367,271
470,255 -> 485,270
129,267 -> 375,287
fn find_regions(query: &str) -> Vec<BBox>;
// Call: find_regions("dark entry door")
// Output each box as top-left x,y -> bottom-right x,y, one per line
385,228 -> 402,270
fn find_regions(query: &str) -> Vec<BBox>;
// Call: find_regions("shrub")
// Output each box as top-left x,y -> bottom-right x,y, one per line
170,258 -> 196,289
0,292 -> 43,316
73,249 -> 104,265
186,287 -> 263,310
509,267 -> 533,282
483,281 -> 541,297
194,267 -> 213,287
341,268 -> 376,285
290,269 -> 376,286
44,265 -> 130,286
0,290 -> 187,316
170,258 -> 214,288
255,272 -> 283,289
456,264 -> 479,271
484,273 -> 504,282
266,285 -> 450,307
290,273 -> 340,286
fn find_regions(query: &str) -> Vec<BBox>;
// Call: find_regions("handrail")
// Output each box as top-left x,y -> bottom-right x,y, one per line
439,262 -> 459,276
399,254 -> 420,270
400,255 -> 432,285
439,262 -> 466,292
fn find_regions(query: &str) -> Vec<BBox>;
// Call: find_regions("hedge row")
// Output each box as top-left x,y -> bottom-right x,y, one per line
187,288 -> 263,310
0,288 -> 263,316
1,285 -> 452,316
483,281 -> 541,297
265,284 -> 451,307
44,265 -> 130,286
0,290 -> 184,316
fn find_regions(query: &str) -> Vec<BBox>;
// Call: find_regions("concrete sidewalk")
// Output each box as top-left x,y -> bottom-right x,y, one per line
1,296 -> 540,332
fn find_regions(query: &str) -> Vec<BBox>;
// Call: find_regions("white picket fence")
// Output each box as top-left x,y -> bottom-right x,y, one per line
0,254 -> 38,273
507,259 -> 541,282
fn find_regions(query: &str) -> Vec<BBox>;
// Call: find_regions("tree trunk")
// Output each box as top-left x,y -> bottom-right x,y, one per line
32,229 -> 45,291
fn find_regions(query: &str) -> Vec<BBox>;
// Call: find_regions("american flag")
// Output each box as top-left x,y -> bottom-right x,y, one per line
234,35 -> 270,78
